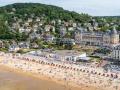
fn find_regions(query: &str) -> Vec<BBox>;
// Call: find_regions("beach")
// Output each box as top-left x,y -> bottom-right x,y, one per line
0,52 -> 119,90
0,65 -> 100,90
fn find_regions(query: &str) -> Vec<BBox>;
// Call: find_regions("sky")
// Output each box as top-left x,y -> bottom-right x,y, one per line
0,0 -> 120,16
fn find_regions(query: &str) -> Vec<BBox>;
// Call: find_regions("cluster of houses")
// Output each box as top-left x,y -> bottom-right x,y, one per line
2,12 -> 120,61
8,13 -> 102,43
8,41 -> 30,52
8,14 -> 120,46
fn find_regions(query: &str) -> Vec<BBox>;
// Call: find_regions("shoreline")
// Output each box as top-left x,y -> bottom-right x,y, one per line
0,53 -> 119,90
0,64 -> 100,90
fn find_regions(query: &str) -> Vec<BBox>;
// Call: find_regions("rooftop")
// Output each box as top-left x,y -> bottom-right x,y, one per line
28,49 -> 84,57
53,50 -> 84,56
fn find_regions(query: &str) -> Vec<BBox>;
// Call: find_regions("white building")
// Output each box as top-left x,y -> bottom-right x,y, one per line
52,50 -> 89,62
75,27 -> 119,47
9,44 -> 20,52
44,25 -> 51,32
18,42 -> 30,49
19,26 -> 31,33
43,34 -> 55,42
27,49 -> 90,62
111,45 -> 120,60
68,27 -> 74,31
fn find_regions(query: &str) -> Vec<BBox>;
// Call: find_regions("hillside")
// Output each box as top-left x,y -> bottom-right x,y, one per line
0,3 -> 91,22
0,3 -> 91,40
0,3 -> 120,41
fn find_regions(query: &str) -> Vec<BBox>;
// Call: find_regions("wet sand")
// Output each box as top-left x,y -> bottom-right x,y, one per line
0,65 -> 78,90
0,65 -> 101,90
0,66 -> 76,90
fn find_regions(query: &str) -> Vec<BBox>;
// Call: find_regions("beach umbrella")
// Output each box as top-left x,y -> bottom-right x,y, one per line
42,61 -> 44,64
67,67 -> 69,69
106,74 -> 109,77
98,73 -> 101,75
58,65 -> 61,68
80,69 -> 82,71
95,72 -> 97,74
91,71 -> 93,74
53,63 -> 55,66
115,74 -> 118,78
103,73 -> 105,76
83,70 -> 85,72
111,74 -> 113,78
64,66 -> 66,68
77,68 -> 79,71
32,59 -> 35,62
40,61 -> 42,64
55,64 -> 57,67
41,61 -> 43,64
71,67 -> 73,70
59,65 -> 61,68
62,65 -> 64,68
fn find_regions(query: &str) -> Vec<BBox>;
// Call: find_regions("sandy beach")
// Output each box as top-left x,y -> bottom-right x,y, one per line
0,65 -> 100,90
0,52 -> 119,90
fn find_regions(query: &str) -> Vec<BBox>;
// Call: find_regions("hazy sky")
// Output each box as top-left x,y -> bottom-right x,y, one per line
0,0 -> 120,16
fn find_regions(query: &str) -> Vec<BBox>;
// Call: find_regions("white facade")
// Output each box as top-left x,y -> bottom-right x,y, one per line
19,28 -> 31,33
111,45 -> 120,60
28,50 -> 89,62
64,53 -> 87,62
75,27 -> 119,47
9,45 -> 20,52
